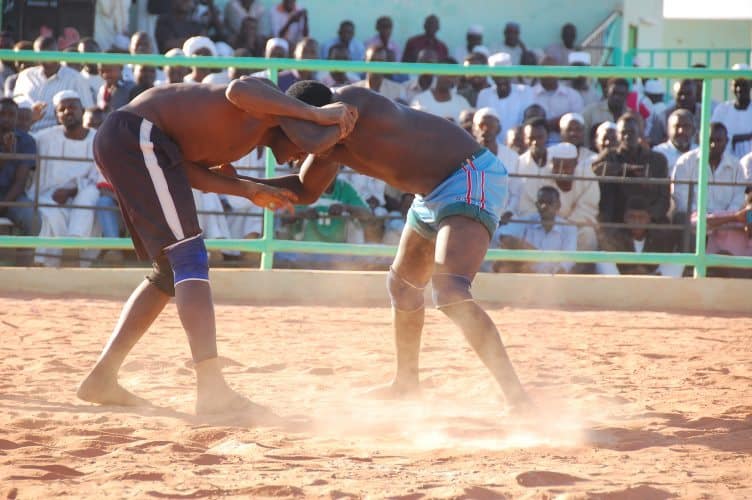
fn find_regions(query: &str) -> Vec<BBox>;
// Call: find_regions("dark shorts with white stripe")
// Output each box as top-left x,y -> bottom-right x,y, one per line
94,110 -> 202,295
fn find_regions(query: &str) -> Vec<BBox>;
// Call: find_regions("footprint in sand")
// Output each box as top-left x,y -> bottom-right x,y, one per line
245,363 -> 287,373
11,464 -> 86,481
515,470 -> 588,487
114,471 -> 165,481
591,484 -> 674,499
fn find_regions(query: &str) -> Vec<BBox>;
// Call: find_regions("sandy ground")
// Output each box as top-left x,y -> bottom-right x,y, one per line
0,294 -> 751,499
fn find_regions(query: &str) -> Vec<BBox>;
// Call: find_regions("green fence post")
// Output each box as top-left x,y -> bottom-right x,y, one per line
693,78 -> 713,278
259,67 -> 279,270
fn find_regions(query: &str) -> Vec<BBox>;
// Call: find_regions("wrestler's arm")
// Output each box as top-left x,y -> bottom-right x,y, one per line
277,117 -> 342,155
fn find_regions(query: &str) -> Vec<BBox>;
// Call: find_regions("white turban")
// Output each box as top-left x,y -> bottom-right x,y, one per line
52,90 -> 81,107
164,48 -> 184,58
183,36 -> 217,57
473,107 -> 500,126
470,45 -> 490,58
568,51 -> 591,65
548,142 -> 578,160
596,121 -> 617,138
644,79 -> 664,94
488,52 -> 512,67
13,95 -> 34,110
215,41 -> 234,58
265,37 -> 289,57
467,25 -> 484,36
559,112 -> 584,130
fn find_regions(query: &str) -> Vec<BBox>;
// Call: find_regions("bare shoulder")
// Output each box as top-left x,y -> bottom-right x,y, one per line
334,85 -> 397,116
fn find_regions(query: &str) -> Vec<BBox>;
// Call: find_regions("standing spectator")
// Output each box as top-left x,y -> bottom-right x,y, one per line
653,108 -> 696,172
4,41 -> 34,98
712,64 -> 752,159
497,22 -> 525,65
292,38 -> 319,81
252,38 -> 299,91
27,91 -> 99,266
583,78 -> 629,147
401,48 -> 438,103
533,55 -> 584,143
97,58 -> 136,111
365,16 -> 401,63
649,79 -> 701,146
454,25 -> 484,63
592,112 -> 670,228
157,48 -> 190,85
353,46 -> 405,102
567,51 -> 600,107
0,98 -> 38,235
401,14 -> 448,63
225,0 -> 269,41
77,38 -> 105,103
321,20 -> 365,62
94,0 -> 130,52
13,37 -> 94,132
0,31 -> 15,87
457,51 -> 491,108
672,122 -> 747,221
596,195 -> 683,277
62,46 -> 83,73
477,52 -> 533,139
83,107 -> 105,129
182,36 -> 217,83
545,23 -> 577,66
233,16 -> 266,56
410,57 -> 470,123
122,32 -> 166,83
129,65 -> 157,100
155,0 -> 205,53
519,141 -> 600,250
318,44 -> 358,89
495,186 -> 577,274
270,0 -> 308,47
506,125 -> 526,155
644,79 -> 666,116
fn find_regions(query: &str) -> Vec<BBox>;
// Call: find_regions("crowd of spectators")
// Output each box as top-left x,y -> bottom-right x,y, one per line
1,0 -> 752,275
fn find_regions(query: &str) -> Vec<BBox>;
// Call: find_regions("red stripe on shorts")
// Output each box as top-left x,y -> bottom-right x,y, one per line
463,166 -> 472,204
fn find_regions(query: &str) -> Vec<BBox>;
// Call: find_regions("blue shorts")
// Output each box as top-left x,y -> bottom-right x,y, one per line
406,148 -> 508,240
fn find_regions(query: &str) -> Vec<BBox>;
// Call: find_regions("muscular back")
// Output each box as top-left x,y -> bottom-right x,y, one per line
330,86 -> 480,195
124,83 -> 271,166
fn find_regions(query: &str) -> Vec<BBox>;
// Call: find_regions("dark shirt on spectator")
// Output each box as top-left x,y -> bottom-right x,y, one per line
155,15 -> 204,53
99,79 -> 136,112
0,129 -> 36,198
402,34 -> 448,63
598,226 -> 679,275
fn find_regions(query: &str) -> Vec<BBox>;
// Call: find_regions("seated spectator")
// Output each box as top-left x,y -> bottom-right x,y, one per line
97,57 -> 135,111
567,51 -> 600,107
233,16 -> 266,56
519,141 -> 599,250
643,79 -> 666,116
155,0 -> 205,53
401,48 -> 438,103
353,46 -> 405,102
251,38 -> 300,91
560,112 -> 595,169
596,195 -> 684,277
497,22 -> 525,65
0,98 -> 38,235
517,118 -> 550,180
523,103 -> 546,123
341,168 -> 389,243
318,44 -> 359,89
292,38 -> 319,81
517,49 -> 539,87
672,122 -> 747,223
0,31 -> 15,87
192,188 -> 236,263
457,51 -> 491,108
458,109 -> 474,135
744,151 -> 752,178
77,38 -> 104,102
583,78 -> 629,148
653,108 -> 696,172
365,16 -> 401,64
4,40 -> 34,98
506,125 -> 526,155
494,186 -> 577,274
129,64 -> 157,100
321,20 -> 365,61
402,14 -> 448,63
62,46 -> 83,73
157,48 -> 190,85
14,36 -> 94,132
410,57 -> 470,123
544,23 -> 577,65
382,191 -> 414,245
594,121 -> 617,154
28,91 -> 99,266
532,55 -> 584,143
82,107 -> 105,129
477,53 -> 534,139
182,35 -> 217,83
592,112 -> 670,231
270,0 -> 308,46
122,32 -> 166,84
225,0 -> 269,42
649,79 -> 700,146
12,96 -> 38,133
711,64 -> 752,159
202,41 -> 234,84
454,25 -> 484,63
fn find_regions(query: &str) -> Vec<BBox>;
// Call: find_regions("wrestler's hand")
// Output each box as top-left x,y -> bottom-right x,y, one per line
315,102 -> 358,139
209,163 -> 238,178
246,182 -> 298,213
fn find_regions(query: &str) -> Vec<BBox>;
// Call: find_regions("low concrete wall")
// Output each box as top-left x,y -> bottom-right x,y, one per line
0,267 -> 747,314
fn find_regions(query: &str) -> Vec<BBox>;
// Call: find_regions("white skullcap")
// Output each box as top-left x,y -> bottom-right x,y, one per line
732,63 -> 750,71
52,90 -> 81,107
467,25 -> 484,35
470,45 -> 490,57
215,41 -> 233,58
644,79 -> 664,94
183,36 -> 217,57
13,95 -> 34,110
559,112 -> 584,130
548,142 -> 578,160
568,51 -> 591,65
596,121 -> 617,137
265,37 -> 289,56
488,52 -> 511,67
164,48 -> 184,58
112,34 -> 130,51
473,107 -> 500,126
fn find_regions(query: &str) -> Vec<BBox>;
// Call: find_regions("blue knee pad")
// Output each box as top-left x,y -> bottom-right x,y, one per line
387,267 -> 425,311
432,273 -> 473,309
165,235 -> 209,286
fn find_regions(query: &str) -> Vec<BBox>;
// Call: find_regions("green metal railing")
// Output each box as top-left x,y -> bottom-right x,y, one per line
1,49 -> 751,277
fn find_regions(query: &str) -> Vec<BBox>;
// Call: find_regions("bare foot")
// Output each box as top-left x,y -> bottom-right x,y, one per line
195,384 -> 262,415
77,372 -> 151,407
508,393 -> 538,417
363,380 -> 422,400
